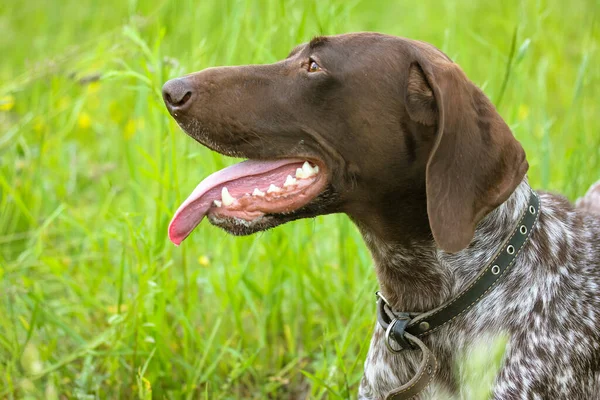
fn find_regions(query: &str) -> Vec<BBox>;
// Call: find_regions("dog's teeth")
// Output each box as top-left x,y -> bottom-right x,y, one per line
295,167 -> 306,179
267,184 -> 281,193
284,175 -> 297,187
252,188 -> 265,197
301,161 -> 317,178
221,187 -> 235,206
302,161 -> 312,175
213,200 -> 222,207
314,165 -> 319,174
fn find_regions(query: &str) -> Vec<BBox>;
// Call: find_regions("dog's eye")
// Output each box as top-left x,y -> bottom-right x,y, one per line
307,59 -> 321,73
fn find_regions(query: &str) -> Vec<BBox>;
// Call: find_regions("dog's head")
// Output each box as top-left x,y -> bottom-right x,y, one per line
163,33 -> 527,252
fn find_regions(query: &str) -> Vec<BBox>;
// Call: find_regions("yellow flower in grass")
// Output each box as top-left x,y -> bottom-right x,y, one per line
137,376 -> 152,400
107,304 -> 128,314
198,255 -> 210,267
78,112 -> 91,129
0,95 -> 15,111
141,376 -> 152,391
124,119 -> 136,140
87,82 -> 100,94
33,118 -> 46,133
124,118 -> 145,140
518,104 -> 529,120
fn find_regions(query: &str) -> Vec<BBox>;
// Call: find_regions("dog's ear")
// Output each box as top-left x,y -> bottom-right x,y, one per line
406,58 -> 528,253
406,63 -> 437,126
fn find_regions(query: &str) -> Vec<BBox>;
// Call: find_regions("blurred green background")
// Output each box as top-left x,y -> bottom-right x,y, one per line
1,0 -> 598,398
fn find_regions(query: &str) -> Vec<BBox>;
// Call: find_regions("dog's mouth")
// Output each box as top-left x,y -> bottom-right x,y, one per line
168,158 -> 328,245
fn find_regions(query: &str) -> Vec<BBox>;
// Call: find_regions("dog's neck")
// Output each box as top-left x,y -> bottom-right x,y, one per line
358,179 -> 532,312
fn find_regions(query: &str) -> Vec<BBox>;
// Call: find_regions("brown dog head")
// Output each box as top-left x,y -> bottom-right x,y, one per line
163,33 -> 528,252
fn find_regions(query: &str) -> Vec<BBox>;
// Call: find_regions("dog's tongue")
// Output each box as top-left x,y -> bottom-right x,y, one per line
168,159 -> 302,245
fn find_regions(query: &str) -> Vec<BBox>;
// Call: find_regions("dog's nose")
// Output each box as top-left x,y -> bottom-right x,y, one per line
162,78 -> 193,109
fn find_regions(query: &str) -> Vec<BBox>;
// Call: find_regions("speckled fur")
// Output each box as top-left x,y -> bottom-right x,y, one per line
358,179 -> 600,399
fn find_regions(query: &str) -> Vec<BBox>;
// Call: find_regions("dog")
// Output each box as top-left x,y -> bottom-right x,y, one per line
162,33 -> 600,399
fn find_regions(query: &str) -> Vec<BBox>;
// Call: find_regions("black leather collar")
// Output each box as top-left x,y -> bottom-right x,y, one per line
376,189 -> 540,400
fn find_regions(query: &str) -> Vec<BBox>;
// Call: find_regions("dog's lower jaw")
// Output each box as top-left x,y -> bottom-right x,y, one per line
207,186 -> 340,235
207,213 -> 275,235
357,180 -> 533,399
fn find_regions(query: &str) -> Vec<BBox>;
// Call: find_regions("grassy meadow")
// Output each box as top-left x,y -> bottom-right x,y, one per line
1,0 -> 599,398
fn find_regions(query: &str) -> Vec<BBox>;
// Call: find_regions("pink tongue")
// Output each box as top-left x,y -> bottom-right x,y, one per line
168,159 -> 302,245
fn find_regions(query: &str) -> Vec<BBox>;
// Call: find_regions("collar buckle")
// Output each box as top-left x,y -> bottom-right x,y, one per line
385,314 -> 416,352
376,291 -> 418,352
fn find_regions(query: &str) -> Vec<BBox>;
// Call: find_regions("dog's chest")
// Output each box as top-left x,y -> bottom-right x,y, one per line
358,193 -> 600,399
358,320 -> 502,400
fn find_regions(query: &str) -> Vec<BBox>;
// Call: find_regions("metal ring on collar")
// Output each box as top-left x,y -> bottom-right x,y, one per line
385,319 -> 405,353
529,205 -> 536,214
376,290 -> 392,307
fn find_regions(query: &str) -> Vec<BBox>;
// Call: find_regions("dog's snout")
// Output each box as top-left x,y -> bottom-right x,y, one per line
162,78 -> 193,109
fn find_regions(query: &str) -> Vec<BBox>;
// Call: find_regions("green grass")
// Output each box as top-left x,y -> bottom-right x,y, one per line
1,0 -> 598,398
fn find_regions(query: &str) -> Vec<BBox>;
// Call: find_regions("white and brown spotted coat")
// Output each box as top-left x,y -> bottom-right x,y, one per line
359,179 -> 600,399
